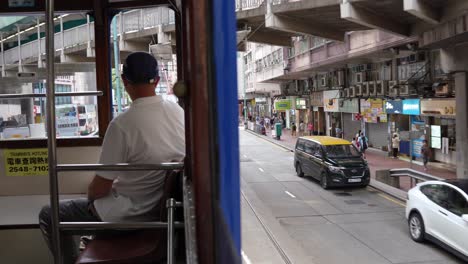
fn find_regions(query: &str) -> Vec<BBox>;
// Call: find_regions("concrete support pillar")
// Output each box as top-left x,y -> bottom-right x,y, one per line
37,18 -> 43,68
86,15 -> 94,57
1,32 -> 5,77
17,26 -> 22,71
60,16 -> 65,62
157,25 -> 171,44
455,72 -> 468,179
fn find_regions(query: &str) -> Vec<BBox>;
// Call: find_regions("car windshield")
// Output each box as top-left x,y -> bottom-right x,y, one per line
324,144 -> 361,158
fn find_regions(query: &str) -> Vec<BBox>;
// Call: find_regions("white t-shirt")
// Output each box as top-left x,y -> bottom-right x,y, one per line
94,96 -> 185,222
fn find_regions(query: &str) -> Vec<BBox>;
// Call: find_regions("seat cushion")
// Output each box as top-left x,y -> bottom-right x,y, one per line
76,230 -> 166,264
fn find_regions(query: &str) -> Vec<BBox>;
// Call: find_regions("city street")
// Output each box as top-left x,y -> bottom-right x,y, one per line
240,129 -> 463,264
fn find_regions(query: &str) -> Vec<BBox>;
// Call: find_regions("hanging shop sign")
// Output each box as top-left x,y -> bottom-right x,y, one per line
360,99 -> 387,123
323,90 -> 340,112
420,99 -> 455,117
274,99 -> 292,111
385,100 -> 403,114
402,99 -> 420,115
296,98 -> 308,109
310,91 -> 324,107
255,97 -> 267,104
339,98 -> 359,113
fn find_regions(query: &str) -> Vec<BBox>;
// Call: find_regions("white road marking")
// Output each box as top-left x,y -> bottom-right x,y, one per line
285,191 -> 296,198
258,168 -> 265,173
241,250 -> 252,264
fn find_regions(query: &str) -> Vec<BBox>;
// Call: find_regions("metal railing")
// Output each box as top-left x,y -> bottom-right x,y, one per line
389,168 -> 443,189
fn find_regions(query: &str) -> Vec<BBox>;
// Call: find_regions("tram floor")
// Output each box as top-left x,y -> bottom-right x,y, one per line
239,130 -> 464,264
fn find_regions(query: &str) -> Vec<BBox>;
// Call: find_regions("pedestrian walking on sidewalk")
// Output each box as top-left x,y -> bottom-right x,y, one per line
307,122 -> 313,136
421,140 -> 431,171
352,137 -> 358,150
392,133 -> 400,159
291,123 -> 297,137
355,130 -> 361,139
299,121 -> 305,136
359,132 -> 368,159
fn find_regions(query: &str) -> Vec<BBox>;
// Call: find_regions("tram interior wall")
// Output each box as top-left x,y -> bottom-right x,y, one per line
0,146 -> 99,195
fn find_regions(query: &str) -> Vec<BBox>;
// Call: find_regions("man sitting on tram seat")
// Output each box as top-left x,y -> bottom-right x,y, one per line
39,52 -> 185,263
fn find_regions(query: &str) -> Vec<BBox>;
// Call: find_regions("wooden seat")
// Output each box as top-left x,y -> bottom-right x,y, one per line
75,171 -> 182,264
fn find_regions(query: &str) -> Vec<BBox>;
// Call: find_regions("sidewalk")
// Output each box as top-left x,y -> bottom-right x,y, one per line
257,127 -> 456,183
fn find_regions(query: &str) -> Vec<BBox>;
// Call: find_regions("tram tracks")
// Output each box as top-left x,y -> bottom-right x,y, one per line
241,190 -> 293,264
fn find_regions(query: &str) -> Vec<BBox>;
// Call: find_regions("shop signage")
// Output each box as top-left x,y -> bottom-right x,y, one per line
255,97 -> 267,104
402,99 -> 420,115
323,90 -> 340,112
310,91 -> 324,107
420,99 -> 455,117
339,99 -> 359,113
360,99 -> 387,123
385,100 -> 403,114
296,98 -> 308,110
274,100 -> 291,111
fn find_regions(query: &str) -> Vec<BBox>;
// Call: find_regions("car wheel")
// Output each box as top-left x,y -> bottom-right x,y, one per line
321,173 -> 329,189
296,163 -> 304,177
409,213 -> 425,242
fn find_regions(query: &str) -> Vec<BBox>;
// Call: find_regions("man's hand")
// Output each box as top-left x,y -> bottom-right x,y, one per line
88,176 -> 114,201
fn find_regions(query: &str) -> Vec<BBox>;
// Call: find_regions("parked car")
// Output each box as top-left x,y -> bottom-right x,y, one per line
294,136 -> 370,189
406,180 -> 468,262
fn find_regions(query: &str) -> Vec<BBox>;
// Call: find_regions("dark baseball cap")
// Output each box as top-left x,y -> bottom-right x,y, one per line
122,52 -> 159,84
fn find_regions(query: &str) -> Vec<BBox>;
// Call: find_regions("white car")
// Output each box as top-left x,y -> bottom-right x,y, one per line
406,180 -> 468,261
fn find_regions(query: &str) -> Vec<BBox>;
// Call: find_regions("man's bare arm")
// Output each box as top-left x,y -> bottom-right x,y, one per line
87,176 -> 114,201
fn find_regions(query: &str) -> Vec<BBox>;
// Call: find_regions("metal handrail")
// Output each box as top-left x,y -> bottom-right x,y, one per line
0,91 -> 103,99
389,168 -> 443,181
388,168 -> 443,189
60,221 -> 184,231
56,162 -> 184,171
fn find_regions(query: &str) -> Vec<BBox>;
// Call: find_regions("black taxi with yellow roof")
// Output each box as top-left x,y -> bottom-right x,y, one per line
294,136 -> 370,189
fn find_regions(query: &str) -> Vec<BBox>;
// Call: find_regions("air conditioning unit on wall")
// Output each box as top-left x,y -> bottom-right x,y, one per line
388,80 -> 399,97
362,82 -> 369,97
355,84 -> 363,97
320,76 -> 327,87
368,81 -> 377,97
349,86 -> 356,97
376,80 -> 388,96
339,89 -> 346,98
344,88 -> 350,98
355,72 -> 366,83
434,83 -> 451,97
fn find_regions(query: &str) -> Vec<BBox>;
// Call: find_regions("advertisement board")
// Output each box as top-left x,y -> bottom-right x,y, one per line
402,99 -> 420,115
274,100 -> 291,111
323,90 -> 340,112
420,99 -> 455,117
360,99 -> 387,123
385,100 -> 403,114
339,99 -> 359,113
296,98 -> 308,109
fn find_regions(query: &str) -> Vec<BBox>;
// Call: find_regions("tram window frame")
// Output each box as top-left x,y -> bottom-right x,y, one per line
0,20 -> 108,149
0,1 -> 179,150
